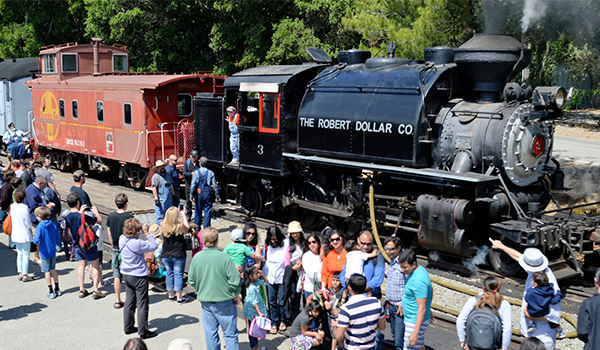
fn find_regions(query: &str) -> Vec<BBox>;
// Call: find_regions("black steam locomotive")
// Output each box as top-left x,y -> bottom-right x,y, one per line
194,34 -> 599,275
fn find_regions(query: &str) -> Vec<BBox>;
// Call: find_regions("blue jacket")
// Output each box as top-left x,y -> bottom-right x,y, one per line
25,183 -> 45,224
340,252 -> 386,296
33,220 -> 60,259
165,164 -> 181,189
17,144 -> 33,160
525,283 -> 562,317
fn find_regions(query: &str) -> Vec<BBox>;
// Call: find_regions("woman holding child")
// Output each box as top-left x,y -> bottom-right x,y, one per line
160,206 -> 190,304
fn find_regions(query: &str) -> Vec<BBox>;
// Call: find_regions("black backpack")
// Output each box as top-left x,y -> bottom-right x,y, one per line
465,297 -> 503,350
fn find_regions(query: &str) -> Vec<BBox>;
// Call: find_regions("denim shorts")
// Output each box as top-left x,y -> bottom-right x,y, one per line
41,256 -> 56,272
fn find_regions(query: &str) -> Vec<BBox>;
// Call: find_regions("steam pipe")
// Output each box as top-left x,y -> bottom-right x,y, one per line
92,38 -> 102,76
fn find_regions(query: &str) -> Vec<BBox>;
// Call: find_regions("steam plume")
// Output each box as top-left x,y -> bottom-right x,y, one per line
521,0 -> 547,33
462,246 -> 490,273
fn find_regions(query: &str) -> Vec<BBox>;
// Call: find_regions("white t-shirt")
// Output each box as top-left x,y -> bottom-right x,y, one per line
10,203 -> 32,243
94,223 -> 103,251
302,250 -> 322,293
344,250 -> 371,277
263,238 -> 289,284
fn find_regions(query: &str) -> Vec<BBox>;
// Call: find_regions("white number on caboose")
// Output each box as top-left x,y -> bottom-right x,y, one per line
66,138 -> 86,147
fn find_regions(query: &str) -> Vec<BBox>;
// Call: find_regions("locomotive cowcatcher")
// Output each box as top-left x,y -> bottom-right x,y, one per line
26,38 -> 225,188
194,34 -> 599,276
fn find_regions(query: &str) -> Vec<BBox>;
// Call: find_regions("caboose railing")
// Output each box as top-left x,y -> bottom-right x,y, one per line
145,121 -> 177,162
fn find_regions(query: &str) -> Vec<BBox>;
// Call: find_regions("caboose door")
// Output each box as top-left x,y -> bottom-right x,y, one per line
194,95 -> 225,163
238,83 -> 282,172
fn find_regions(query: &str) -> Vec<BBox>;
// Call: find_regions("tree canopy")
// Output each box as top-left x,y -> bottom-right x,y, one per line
0,0 -> 598,96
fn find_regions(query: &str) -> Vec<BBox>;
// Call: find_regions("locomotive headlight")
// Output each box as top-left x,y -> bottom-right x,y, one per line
532,86 -> 567,110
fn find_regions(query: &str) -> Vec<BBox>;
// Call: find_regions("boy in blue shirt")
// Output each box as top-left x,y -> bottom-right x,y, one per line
33,206 -> 61,299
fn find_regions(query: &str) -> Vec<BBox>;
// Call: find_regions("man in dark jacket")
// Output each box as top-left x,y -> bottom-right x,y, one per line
182,150 -> 199,220
25,176 -> 55,225
578,268 -> 600,350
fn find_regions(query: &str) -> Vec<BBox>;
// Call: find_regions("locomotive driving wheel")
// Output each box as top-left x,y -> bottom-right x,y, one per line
489,241 -> 522,276
290,179 -> 327,230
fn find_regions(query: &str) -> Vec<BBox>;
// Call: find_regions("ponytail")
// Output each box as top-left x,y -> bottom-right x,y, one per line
474,276 -> 503,310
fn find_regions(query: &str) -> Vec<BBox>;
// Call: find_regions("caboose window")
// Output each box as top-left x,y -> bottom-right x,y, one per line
97,101 -> 104,122
59,99 -> 65,119
178,94 -> 192,117
259,93 -> 280,134
43,54 -> 56,74
123,103 -> 132,125
113,54 -> 128,72
72,100 -> 78,119
61,53 -> 78,72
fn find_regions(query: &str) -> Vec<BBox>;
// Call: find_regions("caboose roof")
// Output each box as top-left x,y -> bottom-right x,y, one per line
27,73 -> 201,90
0,58 -> 37,81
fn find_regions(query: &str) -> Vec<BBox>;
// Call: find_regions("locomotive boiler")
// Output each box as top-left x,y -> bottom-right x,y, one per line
195,34 -> 599,275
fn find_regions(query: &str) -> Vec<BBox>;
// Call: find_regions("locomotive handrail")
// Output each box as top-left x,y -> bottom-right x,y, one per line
537,200 -> 600,216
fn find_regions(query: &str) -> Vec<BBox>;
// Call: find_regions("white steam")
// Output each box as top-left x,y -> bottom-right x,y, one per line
521,0 -> 547,33
462,246 -> 490,273
429,250 -> 441,262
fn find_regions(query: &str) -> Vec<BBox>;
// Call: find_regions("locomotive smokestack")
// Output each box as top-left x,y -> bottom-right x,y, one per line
92,37 -> 102,76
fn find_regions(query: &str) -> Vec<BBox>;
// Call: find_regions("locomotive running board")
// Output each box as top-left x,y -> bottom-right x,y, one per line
283,153 -> 497,183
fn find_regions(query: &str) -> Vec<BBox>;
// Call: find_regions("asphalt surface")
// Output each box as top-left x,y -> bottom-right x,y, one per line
554,134 -> 600,166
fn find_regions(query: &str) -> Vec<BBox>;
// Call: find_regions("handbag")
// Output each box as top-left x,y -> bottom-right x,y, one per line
2,212 -> 12,235
249,316 -> 271,339
113,250 -> 122,270
185,233 -> 200,251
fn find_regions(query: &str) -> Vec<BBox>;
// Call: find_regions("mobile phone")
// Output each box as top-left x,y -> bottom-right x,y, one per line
179,203 -> 184,211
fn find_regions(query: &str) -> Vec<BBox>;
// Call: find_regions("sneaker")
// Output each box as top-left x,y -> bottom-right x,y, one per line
46,292 -> 56,299
54,289 -> 62,297
100,280 -> 111,287
558,327 -> 567,339
167,295 -> 177,301
140,331 -> 158,339
177,297 -> 188,305
526,325 -> 537,333
92,290 -> 106,300
85,266 -> 89,272
21,276 -> 33,282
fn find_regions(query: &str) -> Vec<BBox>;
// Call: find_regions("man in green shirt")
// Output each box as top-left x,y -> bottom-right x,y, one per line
189,227 -> 241,350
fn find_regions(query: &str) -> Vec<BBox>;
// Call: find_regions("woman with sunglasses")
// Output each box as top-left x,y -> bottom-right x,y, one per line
243,222 -> 262,268
320,229 -> 347,290
284,220 -> 306,329
302,233 -> 322,300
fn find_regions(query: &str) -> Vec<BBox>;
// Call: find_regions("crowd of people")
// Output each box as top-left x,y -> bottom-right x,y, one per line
4,149 -> 600,350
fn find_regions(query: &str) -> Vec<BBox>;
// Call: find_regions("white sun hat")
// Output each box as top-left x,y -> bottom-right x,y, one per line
518,248 -> 549,273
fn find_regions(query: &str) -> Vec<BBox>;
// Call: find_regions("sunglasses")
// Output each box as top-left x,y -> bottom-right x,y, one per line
308,240 -> 319,245
246,231 -> 256,235
359,241 -> 373,246
384,247 -> 395,251
329,237 -> 341,243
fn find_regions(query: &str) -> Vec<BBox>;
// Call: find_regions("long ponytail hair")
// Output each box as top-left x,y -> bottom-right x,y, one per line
474,276 -> 503,310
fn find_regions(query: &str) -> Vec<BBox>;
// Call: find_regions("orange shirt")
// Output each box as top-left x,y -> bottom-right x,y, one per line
321,249 -> 347,288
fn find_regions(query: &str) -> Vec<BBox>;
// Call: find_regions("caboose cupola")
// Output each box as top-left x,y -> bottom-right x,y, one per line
454,34 -> 531,102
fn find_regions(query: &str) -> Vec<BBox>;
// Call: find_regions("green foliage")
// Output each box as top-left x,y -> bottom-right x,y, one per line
0,23 -> 38,58
266,18 -> 321,65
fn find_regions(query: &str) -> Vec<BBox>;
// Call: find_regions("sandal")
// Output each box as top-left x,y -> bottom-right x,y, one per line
92,290 -> 106,300
114,301 -> 124,309
279,323 -> 287,332
79,289 -> 90,298
270,326 -> 278,334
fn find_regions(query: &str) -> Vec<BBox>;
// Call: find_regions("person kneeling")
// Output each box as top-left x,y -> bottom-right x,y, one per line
290,300 -> 325,350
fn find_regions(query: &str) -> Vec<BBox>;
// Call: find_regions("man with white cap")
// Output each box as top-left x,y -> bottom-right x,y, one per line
226,106 -> 240,165
489,238 -> 561,350
17,136 -> 33,160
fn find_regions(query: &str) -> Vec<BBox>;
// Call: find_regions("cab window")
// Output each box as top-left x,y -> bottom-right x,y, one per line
123,103 -> 132,125
178,94 -> 192,117
61,53 -> 78,72
259,93 -> 280,133
113,54 -> 128,72
97,101 -> 104,122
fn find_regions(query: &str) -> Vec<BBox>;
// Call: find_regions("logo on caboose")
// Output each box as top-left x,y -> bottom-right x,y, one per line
39,91 -> 60,142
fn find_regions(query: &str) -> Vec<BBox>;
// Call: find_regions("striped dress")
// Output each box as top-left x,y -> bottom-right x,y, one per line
337,293 -> 384,350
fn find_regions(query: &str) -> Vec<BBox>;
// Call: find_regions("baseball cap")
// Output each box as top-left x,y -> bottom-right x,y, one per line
226,106 -> 236,113
73,169 -> 88,181
22,137 -> 30,142
190,150 -> 199,157
231,228 -> 246,243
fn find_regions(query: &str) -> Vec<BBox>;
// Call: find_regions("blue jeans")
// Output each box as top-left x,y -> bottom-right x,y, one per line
387,303 -> 405,350
201,300 -> 240,350
266,283 -> 286,326
15,242 -> 30,274
162,257 -> 186,292
194,194 -> 213,228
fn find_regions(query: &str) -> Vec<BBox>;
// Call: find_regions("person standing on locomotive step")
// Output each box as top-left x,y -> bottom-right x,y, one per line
64,192 -> 106,299
226,106 -> 240,165
17,136 -> 34,161
190,156 -> 220,228
182,150 -> 200,221
106,193 -> 135,309
166,154 -> 181,207
489,239 -> 561,350
70,169 -> 92,207
399,249 -> 433,350
151,160 -> 173,225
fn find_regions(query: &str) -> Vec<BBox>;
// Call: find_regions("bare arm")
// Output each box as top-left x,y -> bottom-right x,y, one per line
376,316 -> 386,330
334,326 -> 346,344
107,227 -> 113,247
249,252 -> 263,262
489,238 -> 522,262
409,298 -> 427,346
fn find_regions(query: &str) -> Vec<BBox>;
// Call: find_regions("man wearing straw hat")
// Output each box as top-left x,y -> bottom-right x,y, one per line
489,238 -> 561,350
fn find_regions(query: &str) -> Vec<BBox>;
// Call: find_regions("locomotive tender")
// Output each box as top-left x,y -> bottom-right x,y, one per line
195,34 -> 600,275
27,39 -> 224,187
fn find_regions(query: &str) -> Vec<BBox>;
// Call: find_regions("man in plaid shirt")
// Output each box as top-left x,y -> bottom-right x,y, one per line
380,237 -> 406,350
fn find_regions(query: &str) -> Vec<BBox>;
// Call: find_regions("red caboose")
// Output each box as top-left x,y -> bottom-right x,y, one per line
26,38 -> 224,187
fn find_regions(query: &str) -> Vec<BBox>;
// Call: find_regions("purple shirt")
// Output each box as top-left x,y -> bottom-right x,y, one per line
119,234 -> 158,277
